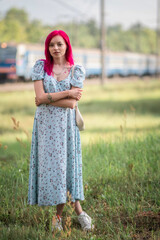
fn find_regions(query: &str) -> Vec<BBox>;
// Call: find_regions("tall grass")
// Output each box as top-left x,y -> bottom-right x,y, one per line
0,79 -> 160,239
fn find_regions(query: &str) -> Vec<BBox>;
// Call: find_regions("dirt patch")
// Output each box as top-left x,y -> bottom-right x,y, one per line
134,211 -> 160,230
0,82 -> 34,92
0,76 -> 156,92
124,211 -> 160,240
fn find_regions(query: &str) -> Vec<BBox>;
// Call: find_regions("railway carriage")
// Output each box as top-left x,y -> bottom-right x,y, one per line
0,42 -> 159,82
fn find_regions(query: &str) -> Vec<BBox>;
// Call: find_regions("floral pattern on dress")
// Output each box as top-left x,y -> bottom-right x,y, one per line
28,60 -> 85,206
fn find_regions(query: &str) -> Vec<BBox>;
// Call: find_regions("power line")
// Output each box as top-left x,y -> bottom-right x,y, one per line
49,0 -> 85,17
82,0 -> 99,19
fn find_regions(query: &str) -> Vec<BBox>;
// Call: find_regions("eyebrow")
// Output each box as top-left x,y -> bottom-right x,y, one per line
50,41 -> 63,44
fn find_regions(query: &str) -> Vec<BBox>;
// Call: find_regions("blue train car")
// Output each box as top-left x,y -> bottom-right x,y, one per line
0,43 -> 17,82
0,43 -> 44,82
0,43 -> 159,82
77,49 -> 158,78
16,44 -> 44,80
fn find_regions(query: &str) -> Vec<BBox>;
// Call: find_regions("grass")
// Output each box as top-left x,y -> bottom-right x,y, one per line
0,78 -> 160,239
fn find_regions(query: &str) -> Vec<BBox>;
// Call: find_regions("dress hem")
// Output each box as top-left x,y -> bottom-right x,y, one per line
27,197 -> 85,206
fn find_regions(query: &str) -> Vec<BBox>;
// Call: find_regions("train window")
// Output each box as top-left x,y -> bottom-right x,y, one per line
0,46 -> 17,61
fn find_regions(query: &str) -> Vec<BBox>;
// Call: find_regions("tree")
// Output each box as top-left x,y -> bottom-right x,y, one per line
0,7 -> 157,53
86,19 -> 99,37
5,8 -> 29,26
26,20 -> 45,43
107,24 -> 124,51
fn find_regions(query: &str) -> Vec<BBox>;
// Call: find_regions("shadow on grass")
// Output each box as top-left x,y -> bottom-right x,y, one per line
1,105 -> 35,116
79,98 -> 160,116
84,124 -> 160,134
100,80 -> 160,93
1,97 -> 160,117
0,126 -> 23,135
0,141 -> 30,168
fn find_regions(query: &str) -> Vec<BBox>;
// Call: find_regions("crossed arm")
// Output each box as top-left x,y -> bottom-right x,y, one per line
34,80 -> 83,109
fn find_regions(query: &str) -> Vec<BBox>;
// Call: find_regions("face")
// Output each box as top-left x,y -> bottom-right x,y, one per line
48,35 -> 67,59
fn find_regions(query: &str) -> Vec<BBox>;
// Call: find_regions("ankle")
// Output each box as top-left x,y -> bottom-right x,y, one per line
77,210 -> 83,216
55,214 -> 62,221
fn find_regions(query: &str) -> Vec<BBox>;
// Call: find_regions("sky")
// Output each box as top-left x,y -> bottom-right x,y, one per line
0,0 -> 157,30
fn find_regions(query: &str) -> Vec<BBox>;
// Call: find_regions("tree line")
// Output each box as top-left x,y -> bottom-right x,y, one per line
0,8 -> 156,54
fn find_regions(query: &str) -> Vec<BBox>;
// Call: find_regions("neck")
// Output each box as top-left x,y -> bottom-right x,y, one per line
53,57 -> 67,66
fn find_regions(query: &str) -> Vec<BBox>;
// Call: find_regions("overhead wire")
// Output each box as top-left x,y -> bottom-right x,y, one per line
81,0 -> 99,19
47,0 -> 100,23
48,0 -> 85,17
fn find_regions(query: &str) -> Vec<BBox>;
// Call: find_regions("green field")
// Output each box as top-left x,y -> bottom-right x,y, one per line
0,79 -> 160,239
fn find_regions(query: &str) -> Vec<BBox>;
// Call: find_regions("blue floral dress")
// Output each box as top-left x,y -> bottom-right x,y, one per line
28,60 -> 85,206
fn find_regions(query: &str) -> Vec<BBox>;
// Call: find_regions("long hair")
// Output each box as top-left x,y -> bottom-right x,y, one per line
42,30 -> 74,76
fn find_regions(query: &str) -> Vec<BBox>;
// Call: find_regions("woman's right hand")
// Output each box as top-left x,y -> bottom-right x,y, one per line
68,88 -> 83,100
35,97 -> 41,106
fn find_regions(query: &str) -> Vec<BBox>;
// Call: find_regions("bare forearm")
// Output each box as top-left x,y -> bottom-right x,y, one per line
37,90 -> 70,104
50,98 -> 77,109
34,80 -> 82,106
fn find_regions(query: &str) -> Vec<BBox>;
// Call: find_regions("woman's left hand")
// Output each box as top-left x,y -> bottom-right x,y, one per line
35,97 -> 41,106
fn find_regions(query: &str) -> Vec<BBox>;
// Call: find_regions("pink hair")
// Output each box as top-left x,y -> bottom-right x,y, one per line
41,30 -> 74,76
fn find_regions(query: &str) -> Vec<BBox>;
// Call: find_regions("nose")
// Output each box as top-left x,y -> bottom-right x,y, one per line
54,44 -> 58,50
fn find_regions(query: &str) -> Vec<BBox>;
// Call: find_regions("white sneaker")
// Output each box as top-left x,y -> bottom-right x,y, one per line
78,211 -> 94,231
52,215 -> 63,232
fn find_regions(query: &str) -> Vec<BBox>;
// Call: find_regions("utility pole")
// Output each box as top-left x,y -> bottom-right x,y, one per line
156,0 -> 160,78
100,0 -> 106,84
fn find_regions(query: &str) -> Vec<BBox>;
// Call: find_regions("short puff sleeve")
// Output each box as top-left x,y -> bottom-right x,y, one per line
70,65 -> 85,88
31,60 -> 45,81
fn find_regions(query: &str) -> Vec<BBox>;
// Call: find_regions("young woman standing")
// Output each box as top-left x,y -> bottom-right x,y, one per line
28,30 -> 94,232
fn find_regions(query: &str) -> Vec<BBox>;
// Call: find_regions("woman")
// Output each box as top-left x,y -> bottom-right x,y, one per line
28,30 -> 94,232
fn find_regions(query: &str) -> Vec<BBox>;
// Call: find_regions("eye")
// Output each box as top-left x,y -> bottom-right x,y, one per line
58,43 -> 63,46
49,43 -> 54,47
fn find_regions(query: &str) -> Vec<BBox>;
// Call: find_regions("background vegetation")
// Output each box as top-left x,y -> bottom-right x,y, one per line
0,8 -> 156,54
0,79 -> 160,239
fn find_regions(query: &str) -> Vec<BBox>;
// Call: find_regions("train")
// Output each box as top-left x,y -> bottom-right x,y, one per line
0,42 -> 159,82
0,43 -> 44,82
